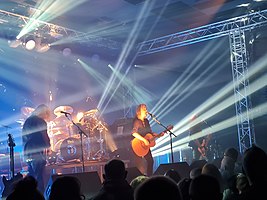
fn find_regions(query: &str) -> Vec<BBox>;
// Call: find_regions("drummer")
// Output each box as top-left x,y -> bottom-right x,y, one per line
49,106 -> 74,153
52,106 -> 74,137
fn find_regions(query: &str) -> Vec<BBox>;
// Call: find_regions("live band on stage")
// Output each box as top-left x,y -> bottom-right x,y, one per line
19,105 -> 120,165
13,104 -> 222,170
3,103 -> 223,185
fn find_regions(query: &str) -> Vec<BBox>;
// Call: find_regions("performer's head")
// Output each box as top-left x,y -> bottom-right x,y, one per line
136,104 -> 148,120
32,104 -> 51,121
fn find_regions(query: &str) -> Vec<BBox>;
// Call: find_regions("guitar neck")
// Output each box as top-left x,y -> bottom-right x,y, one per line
9,147 -> 15,178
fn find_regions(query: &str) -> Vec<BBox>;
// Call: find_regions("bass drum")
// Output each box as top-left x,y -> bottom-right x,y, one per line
60,137 -> 81,161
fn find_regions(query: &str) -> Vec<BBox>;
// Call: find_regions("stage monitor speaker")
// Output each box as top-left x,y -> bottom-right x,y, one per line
44,171 -> 102,200
190,160 -> 207,170
153,162 -> 190,179
126,167 -> 143,183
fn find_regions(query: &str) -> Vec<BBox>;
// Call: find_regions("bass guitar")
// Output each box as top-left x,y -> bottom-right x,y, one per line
131,125 -> 173,157
1,134 -> 23,198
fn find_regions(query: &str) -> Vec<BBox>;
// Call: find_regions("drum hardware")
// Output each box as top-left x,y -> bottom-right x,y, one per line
83,109 -> 98,117
46,150 -> 58,165
62,112 -> 88,172
92,121 -> 108,161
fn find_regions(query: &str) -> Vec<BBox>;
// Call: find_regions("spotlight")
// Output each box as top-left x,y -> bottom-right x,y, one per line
25,39 -> 36,50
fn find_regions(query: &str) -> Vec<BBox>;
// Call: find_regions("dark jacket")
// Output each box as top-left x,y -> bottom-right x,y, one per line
90,179 -> 134,200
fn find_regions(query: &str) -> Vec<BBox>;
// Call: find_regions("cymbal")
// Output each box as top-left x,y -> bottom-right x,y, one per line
84,109 -> 98,117
54,105 -> 73,116
21,106 -> 34,116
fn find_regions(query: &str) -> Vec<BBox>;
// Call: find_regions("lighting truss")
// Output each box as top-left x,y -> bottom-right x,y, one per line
135,9 -> 267,154
122,84 -> 135,118
0,9 -> 121,50
137,9 -> 267,56
229,29 -> 255,153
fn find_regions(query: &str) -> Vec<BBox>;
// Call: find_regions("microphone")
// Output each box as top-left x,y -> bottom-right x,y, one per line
60,111 -> 71,115
147,112 -> 161,125
147,112 -> 157,118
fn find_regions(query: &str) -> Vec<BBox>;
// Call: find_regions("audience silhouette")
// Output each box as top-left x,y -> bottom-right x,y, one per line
89,159 -> 134,200
3,145 -> 266,200
130,175 -> 149,190
164,169 -> 181,183
48,176 -> 84,200
6,175 -> 45,200
238,145 -> 267,200
189,174 -> 222,200
177,177 -> 192,200
134,175 -> 181,200
202,163 -> 225,193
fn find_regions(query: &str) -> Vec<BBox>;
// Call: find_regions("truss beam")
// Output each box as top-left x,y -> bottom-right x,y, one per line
0,9 -> 120,49
137,9 -> 267,56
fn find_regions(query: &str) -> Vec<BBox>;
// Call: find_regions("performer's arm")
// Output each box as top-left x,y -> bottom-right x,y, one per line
194,139 -> 201,148
132,132 -> 149,146
205,134 -> 212,147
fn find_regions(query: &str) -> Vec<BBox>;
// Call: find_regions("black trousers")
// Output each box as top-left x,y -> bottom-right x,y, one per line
27,153 -> 46,193
132,149 -> 154,176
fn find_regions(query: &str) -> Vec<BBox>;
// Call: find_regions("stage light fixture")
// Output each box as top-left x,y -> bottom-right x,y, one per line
36,43 -> 50,53
8,39 -> 21,48
25,39 -> 36,50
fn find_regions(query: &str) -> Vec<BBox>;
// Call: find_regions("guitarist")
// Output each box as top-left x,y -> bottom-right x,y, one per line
188,114 -> 212,162
131,104 -> 155,176
22,104 -> 51,193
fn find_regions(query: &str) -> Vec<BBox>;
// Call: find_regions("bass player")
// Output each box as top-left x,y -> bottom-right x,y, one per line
188,114 -> 212,162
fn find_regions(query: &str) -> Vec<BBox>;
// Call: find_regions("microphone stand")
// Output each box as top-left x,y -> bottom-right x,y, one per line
150,115 -> 177,163
64,114 -> 88,172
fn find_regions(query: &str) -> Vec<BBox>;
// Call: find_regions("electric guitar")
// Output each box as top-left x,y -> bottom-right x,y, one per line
1,134 -> 23,198
197,134 -> 212,160
131,125 -> 173,157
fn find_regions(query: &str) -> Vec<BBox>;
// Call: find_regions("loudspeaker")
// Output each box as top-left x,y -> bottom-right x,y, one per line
126,167 -> 143,183
153,162 -> 190,179
190,160 -> 207,170
110,118 -> 134,149
44,171 -> 102,200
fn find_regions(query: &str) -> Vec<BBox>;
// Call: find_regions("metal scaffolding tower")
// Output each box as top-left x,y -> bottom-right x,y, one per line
122,84 -> 134,118
229,29 -> 255,153
136,9 -> 267,153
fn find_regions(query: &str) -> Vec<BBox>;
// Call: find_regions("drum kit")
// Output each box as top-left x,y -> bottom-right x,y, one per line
17,105 -> 110,164
48,105 -> 109,163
